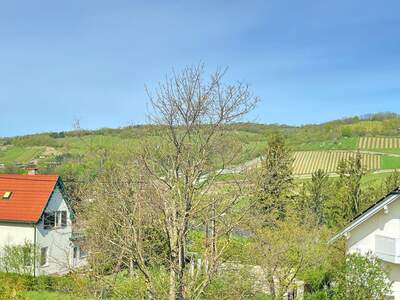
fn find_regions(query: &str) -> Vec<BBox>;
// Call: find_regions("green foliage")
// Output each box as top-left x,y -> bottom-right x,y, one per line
256,134 -> 293,220
203,270 -> 270,300
0,273 -> 89,299
333,253 -> 392,300
11,135 -> 59,148
385,170 -> 400,193
336,152 -> 365,220
302,170 -> 330,225
0,243 -> 36,275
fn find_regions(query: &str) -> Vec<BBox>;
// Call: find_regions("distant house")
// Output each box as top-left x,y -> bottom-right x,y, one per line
0,172 -> 85,275
330,187 -> 400,300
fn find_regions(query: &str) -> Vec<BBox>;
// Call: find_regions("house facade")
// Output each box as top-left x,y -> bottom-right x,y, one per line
0,173 -> 85,275
331,187 -> 400,299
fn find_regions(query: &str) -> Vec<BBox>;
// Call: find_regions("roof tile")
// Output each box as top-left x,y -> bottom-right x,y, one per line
0,174 -> 59,223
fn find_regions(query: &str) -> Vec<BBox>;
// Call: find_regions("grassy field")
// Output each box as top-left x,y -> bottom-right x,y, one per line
382,156 -> 400,169
358,137 -> 400,149
294,137 -> 358,151
22,291 -> 85,300
0,146 -> 44,164
293,151 -> 381,175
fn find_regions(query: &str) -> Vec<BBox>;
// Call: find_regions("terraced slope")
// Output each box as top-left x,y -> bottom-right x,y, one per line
293,151 -> 381,175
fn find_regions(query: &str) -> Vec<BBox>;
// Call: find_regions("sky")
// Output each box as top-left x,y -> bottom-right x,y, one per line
0,0 -> 400,137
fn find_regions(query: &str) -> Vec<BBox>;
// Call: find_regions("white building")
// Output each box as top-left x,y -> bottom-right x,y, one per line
331,187 -> 400,299
0,173 -> 85,275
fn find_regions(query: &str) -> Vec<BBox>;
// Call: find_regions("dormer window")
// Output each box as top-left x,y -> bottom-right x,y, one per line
2,191 -> 12,200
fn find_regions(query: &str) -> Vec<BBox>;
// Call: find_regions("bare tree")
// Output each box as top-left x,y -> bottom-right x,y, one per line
140,64 -> 259,300
80,64 -> 258,299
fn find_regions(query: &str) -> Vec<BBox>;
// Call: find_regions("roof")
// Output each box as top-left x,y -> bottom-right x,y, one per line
0,174 -> 60,223
330,187 -> 400,243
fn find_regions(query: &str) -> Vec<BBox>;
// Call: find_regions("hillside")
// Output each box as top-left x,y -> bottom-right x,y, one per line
1,113 -> 400,178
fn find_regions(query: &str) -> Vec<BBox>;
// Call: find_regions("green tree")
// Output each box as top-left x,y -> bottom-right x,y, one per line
304,169 -> 330,226
250,216 -> 330,300
256,134 -> 293,221
385,169 -> 400,194
333,253 -> 392,300
336,152 -> 365,221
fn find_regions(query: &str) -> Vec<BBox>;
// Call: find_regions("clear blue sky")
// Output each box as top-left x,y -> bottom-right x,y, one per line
1,0 -> 400,137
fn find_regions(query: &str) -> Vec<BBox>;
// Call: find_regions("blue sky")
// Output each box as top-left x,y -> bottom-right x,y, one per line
1,0 -> 400,137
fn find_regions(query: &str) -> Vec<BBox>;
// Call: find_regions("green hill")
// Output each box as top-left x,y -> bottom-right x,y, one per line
1,113 -> 400,178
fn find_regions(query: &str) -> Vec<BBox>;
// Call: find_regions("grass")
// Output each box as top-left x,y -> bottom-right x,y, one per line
381,156 -> 400,169
22,291 -> 86,300
294,137 -> 358,151
0,146 -> 44,164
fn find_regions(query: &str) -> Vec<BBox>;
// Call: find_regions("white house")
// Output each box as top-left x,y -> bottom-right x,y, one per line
0,172 -> 85,275
331,187 -> 400,300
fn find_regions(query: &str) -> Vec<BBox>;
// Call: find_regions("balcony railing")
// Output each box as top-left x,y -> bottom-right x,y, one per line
375,235 -> 400,264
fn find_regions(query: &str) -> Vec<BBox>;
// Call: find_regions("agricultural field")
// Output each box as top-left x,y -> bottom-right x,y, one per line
293,151 -> 381,175
358,137 -> 400,149
0,146 -> 44,165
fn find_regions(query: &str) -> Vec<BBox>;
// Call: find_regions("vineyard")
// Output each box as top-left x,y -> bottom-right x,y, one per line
293,151 -> 381,175
358,137 -> 400,149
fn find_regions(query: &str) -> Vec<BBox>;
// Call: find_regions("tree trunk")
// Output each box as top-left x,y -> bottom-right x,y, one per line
169,266 -> 177,300
267,271 -> 276,300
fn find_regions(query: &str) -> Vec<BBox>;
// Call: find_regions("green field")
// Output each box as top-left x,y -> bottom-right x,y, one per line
295,137 -> 358,151
382,156 -> 400,169
0,146 -> 44,164
22,291 -> 85,300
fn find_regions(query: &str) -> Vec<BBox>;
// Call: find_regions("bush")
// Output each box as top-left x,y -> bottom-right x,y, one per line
333,253 -> 392,300
0,272 -> 89,298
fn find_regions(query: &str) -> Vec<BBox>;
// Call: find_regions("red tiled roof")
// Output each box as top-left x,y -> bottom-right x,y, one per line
0,174 -> 59,223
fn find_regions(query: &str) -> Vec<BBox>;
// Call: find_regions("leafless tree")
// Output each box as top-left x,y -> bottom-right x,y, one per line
140,64 -> 258,299
80,64 -> 258,300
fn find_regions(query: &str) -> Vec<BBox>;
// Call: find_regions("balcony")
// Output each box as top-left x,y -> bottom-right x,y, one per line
375,235 -> 400,264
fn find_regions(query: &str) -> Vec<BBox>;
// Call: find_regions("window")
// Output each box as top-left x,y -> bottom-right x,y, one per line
62,211 -> 67,227
43,211 -> 67,229
79,246 -> 87,259
43,212 -> 55,229
40,247 -> 48,266
73,246 -> 79,259
2,191 -> 12,200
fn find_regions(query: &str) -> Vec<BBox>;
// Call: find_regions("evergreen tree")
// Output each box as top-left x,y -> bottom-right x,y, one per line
256,134 -> 293,221
306,169 -> 329,225
336,151 -> 365,221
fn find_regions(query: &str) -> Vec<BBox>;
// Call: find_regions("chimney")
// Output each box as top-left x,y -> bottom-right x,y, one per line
27,168 -> 39,175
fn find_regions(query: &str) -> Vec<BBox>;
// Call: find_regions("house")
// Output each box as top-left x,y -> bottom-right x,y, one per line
330,187 -> 400,300
0,172 -> 85,275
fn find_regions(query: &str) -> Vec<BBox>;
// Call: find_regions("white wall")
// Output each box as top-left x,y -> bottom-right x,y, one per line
0,222 -> 34,251
36,186 -> 74,275
347,197 -> 400,299
348,199 -> 400,254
